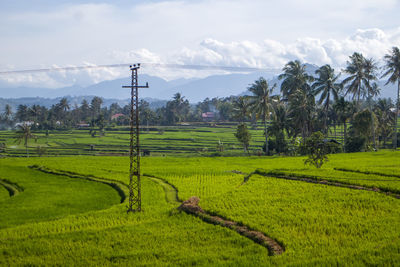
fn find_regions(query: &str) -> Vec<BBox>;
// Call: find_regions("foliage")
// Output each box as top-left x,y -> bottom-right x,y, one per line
345,135 -> 366,152
382,46 -> 400,149
234,123 -> 251,153
300,131 -> 339,168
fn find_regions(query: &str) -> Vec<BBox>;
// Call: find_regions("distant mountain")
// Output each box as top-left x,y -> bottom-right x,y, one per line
0,68 -> 397,106
0,72 -> 277,103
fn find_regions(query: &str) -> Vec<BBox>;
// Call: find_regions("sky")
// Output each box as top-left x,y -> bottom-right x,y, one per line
0,0 -> 399,88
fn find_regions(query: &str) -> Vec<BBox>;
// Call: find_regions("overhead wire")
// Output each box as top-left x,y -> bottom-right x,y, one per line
0,63 -> 280,75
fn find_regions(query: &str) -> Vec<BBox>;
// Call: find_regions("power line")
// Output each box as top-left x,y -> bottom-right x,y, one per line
0,63 -> 280,75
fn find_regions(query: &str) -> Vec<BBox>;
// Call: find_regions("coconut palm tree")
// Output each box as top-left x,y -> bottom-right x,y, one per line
3,104 -> 13,126
247,77 -> 276,154
333,97 -> 356,152
232,96 -> 250,123
268,100 -> 290,154
288,89 -> 315,142
342,52 -> 368,108
382,46 -> 400,149
278,60 -> 314,99
374,98 -> 395,147
14,123 -> 36,157
363,58 -> 380,150
312,64 -> 342,134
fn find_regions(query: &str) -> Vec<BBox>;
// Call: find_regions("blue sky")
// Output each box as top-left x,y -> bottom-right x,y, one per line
1,0 -> 399,87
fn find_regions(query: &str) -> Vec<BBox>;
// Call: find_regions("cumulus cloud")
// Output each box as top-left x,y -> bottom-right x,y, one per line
1,27 -> 399,87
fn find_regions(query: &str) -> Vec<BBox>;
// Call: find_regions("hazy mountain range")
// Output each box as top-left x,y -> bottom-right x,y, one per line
0,64 -> 397,112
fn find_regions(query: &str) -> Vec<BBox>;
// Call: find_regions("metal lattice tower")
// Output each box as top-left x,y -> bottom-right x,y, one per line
122,64 -> 148,212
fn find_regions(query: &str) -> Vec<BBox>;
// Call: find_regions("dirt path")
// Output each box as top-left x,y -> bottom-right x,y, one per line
29,165 -> 129,203
145,174 -> 285,256
0,178 -> 23,197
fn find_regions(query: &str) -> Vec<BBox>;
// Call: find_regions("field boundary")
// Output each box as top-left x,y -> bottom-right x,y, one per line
252,169 -> 400,199
146,174 -> 284,256
334,167 -> 400,179
0,178 -> 23,197
29,165 -> 129,203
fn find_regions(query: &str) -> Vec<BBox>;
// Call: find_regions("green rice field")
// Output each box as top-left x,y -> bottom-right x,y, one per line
1,150 -> 399,265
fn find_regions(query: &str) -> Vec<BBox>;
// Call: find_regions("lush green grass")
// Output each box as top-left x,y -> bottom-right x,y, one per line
0,151 -> 399,265
0,163 -> 121,228
0,124 -> 265,157
0,160 -> 270,266
0,184 -> 9,201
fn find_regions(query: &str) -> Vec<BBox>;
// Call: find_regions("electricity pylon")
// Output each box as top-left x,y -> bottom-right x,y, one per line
122,64 -> 149,212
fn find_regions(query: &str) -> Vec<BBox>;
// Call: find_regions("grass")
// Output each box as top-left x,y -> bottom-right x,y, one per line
0,163 -> 120,228
0,124 -> 265,157
0,151 -> 399,265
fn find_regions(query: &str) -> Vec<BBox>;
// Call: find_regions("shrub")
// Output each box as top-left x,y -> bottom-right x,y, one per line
345,136 -> 366,152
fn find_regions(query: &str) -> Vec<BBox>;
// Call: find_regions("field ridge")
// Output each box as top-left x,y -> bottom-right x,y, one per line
253,169 -> 400,199
147,174 -> 284,256
29,165 -> 129,203
0,178 -> 23,197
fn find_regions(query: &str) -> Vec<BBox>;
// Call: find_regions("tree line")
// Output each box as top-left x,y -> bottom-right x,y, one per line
1,47 -> 399,153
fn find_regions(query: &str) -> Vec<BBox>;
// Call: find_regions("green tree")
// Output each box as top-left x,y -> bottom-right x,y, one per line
234,123 -> 251,154
312,64 -> 341,134
382,46 -> 400,149
374,98 -> 395,147
342,52 -> 368,108
91,97 -> 103,120
352,109 -> 377,150
3,104 -> 13,126
268,100 -> 290,154
302,131 -> 338,168
16,104 -> 29,122
165,93 -> 190,124
333,97 -> 355,152
363,58 -> 380,150
278,60 -> 314,99
247,77 -> 276,154
14,123 -> 36,157
279,60 -> 314,142
232,96 -> 250,123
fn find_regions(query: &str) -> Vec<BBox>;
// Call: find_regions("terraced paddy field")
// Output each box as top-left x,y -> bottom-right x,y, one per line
0,151 -> 399,265
0,124 -> 265,157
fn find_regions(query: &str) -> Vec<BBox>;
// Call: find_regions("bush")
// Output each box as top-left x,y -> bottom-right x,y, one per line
301,131 -> 340,168
345,136 -> 366,152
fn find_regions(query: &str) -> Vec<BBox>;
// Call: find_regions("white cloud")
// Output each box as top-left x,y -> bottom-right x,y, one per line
1,27 -> 399,87
0,0 -> 399,88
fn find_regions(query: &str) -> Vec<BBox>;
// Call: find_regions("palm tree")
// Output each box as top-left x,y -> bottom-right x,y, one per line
363,58 -> 379,150
382,46 -> 400,149
247,77 -> 276,154
333,97 -> 355,152
278,60 -> 314,99
232,96 -> 250,123
4,104 -> 12,126
374,98 -> 395,147
14,123 -> 36,157
268,100 -> 290,153
342,52 -> 368,108
312,64 -> 342,134
288,89 -> 315,141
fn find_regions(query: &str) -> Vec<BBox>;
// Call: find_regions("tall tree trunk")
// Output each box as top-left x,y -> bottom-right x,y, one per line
264,117 -> 268,155
369,101 -> 377,151
334,123 -> 337,141
25,136 -> 29,158
394,81 -> 400,150
343,121 -> 347,153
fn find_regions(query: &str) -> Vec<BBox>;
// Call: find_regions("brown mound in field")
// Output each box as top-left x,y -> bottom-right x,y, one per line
178,196 -> 284,256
